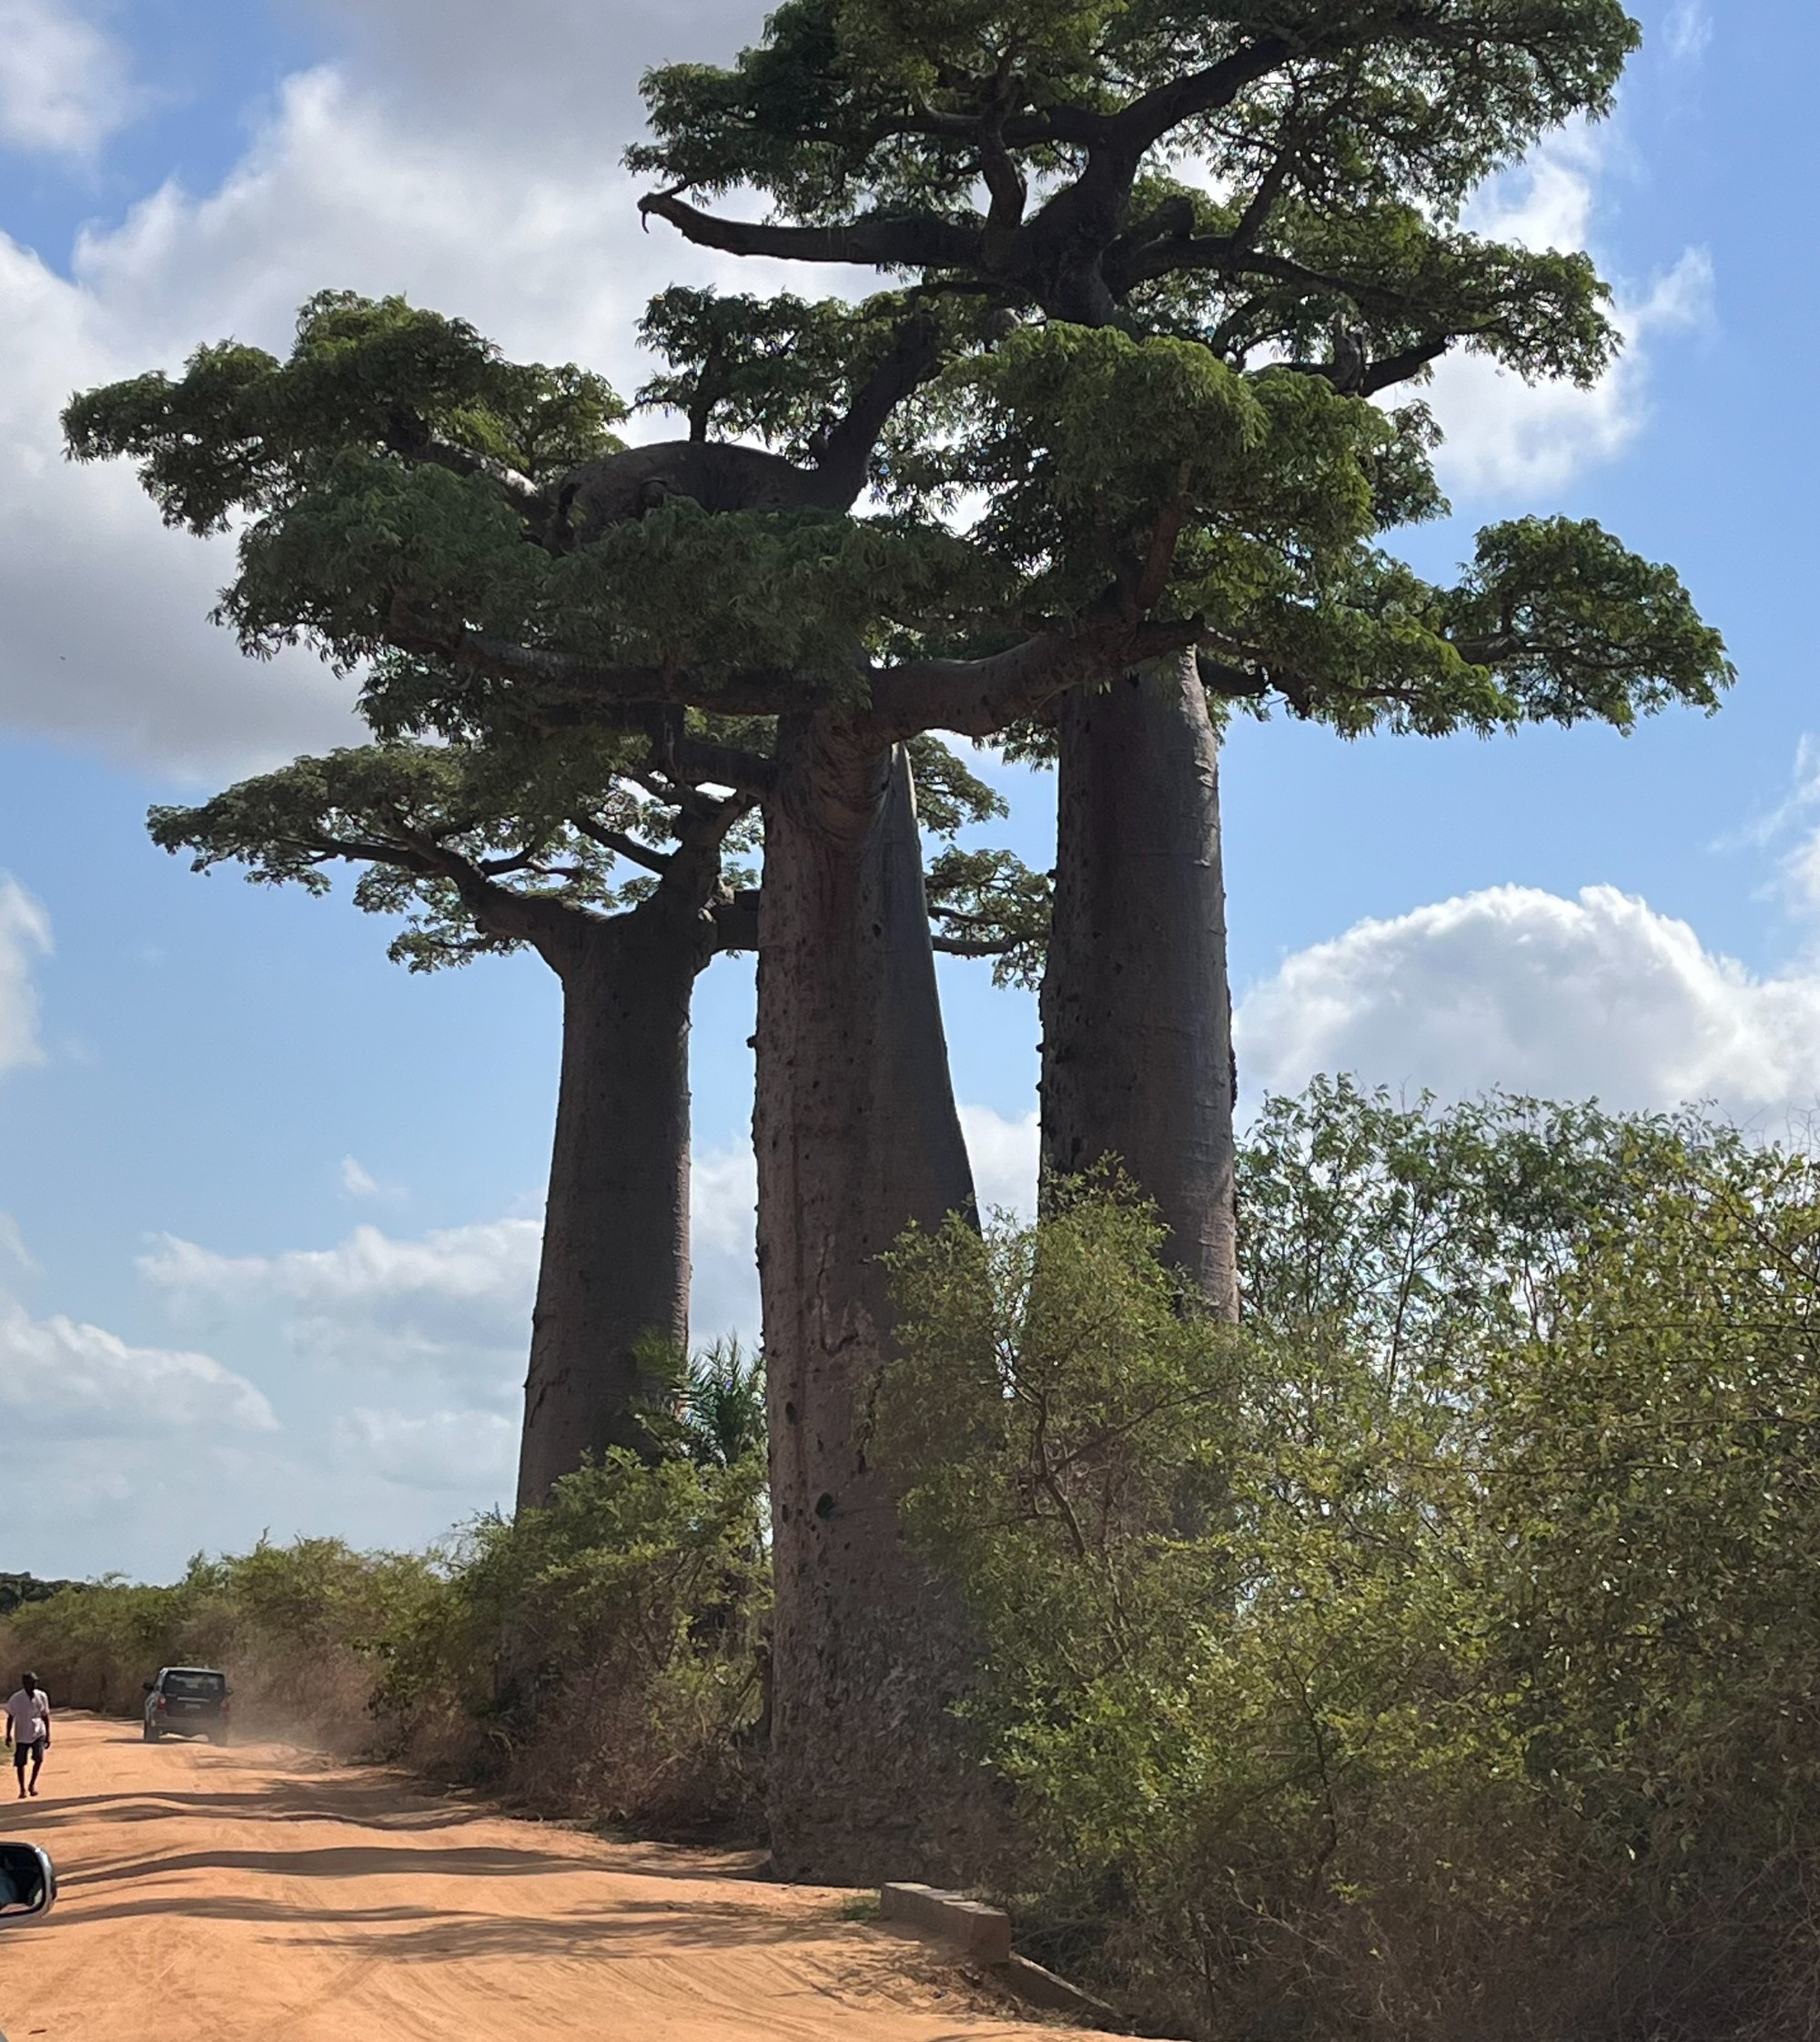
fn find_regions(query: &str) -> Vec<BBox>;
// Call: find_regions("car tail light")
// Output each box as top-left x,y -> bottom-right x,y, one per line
154,1696 -> 167,1713
219,1698 -> 231,1718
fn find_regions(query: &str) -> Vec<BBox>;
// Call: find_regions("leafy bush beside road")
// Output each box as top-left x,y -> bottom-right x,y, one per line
883,1087 -> 1820,2042
0,1342 -> 770,1836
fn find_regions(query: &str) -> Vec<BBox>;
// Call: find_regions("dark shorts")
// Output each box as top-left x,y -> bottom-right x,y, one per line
13,1737 -> 45,1767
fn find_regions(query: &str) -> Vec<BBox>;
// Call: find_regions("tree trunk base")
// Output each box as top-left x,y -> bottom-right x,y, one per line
757,728 -> 994,1884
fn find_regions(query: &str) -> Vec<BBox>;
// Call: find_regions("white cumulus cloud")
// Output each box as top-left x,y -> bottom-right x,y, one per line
0,229 -> 362,776
1425,127 -> 1714,501
1236,884 -> 1820,1119
337,1405 -> 517,1494
137,1217 -> 542,1381
0,49 -> 763,778
0,1291 -> 276,1436
0,0 -> 133,157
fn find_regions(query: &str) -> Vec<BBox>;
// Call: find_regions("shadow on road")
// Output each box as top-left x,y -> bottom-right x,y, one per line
55,1890 -> 825,1953
64,1843 -> 598,1886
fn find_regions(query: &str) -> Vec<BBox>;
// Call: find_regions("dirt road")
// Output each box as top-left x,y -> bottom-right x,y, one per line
0,1713 -> 1099,2040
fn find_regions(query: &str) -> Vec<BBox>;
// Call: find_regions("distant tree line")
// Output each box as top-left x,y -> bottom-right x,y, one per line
0,1574 -> 86,1619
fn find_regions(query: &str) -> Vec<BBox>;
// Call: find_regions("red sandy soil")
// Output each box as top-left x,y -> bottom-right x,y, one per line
0,1712 -> 1114,2040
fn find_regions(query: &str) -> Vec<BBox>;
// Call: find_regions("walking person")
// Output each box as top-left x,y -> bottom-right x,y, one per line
5,1674 -> 50,1799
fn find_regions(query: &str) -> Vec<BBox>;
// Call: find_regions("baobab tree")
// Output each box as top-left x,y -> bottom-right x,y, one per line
69,88 -> 1724,1875
153,734 -> 753,1505
155,723 -> 1033,1509
631,0 -> 1732,1312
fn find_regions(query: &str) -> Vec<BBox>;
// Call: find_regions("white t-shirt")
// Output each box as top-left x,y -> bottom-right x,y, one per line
4,1688 -> 48,1744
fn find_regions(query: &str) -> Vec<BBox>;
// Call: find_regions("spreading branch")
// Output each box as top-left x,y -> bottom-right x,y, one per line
638,191 -> 980,274
383,411 -> 551,520
863,618 -> 1203,743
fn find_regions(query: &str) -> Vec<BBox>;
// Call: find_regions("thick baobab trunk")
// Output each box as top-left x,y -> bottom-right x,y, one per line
755,723 -> 986,1883
1040,652 -> 1240,1318
514,908 -> 704,1508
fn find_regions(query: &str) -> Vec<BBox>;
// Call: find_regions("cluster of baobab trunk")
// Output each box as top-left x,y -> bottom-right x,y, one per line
501,667 -> 1237,1882
750,675 -> 1238,1881
447,311 -> 1243,1874
96,264 -> 1254,1888
79,0 -> 1719,1893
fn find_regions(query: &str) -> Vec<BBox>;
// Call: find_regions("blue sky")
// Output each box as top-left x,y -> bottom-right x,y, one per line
0,0 -> 1813,1577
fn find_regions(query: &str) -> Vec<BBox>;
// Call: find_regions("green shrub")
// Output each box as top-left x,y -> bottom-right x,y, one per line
881,1089 -> 1820,2042
378,1441 -> 769,1831
0,1538 -> 442,1745
0,1345 -> 772,1836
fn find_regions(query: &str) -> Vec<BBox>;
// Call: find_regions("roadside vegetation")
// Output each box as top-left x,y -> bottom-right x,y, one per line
15,1084 -> 1820,2040
0,1342 -> 769,1836
885,1084 -> 1820,2042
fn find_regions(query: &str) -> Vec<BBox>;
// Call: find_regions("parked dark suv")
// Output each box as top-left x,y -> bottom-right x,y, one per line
142,1667 -> 230,1744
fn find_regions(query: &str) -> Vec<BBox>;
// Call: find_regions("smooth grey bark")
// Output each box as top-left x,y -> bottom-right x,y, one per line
1040,652 -> 1239,1318
754,723 -> 987,1883
514,902 -> 713,1508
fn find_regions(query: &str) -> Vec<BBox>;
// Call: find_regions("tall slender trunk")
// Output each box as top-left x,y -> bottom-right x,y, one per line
515,907 -> 705,1509
755,722 -> 986,1883
1041,652 -> 1239,1318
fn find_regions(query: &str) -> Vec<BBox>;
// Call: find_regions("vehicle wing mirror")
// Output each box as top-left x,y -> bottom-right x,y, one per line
0,1843 -> 56,1926
141,1682 -> 154,1694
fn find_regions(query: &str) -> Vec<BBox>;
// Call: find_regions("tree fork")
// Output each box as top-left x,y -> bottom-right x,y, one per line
754,727 -> 989,1881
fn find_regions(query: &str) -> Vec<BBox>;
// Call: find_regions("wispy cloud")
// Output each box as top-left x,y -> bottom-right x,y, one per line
0,0 -> 135,157
0,1214 -> 40,1274
0,876 -> 51,1077
339,1154 -> 405,1202
1428,127 -> 1714,500
1664,1 -> 1714,65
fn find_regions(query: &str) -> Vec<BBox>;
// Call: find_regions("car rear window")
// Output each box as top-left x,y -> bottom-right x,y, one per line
165,1673 -> 225,1697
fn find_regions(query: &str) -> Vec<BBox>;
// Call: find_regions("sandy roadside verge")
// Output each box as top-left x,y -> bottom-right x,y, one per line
0,1712 -> 1109,2040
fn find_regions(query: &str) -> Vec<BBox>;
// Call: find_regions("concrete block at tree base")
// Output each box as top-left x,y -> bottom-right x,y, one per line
992,1952 -> 1121,2025
879,1882 -> 1013,1963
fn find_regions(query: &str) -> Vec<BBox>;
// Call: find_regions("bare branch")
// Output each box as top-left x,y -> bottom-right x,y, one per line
711,891 -> 763,954
639,190 -> 981,273
1359,335 -> 1454,395
569,818 -> 672,874
387,818 -> 589,964
1104,34 -> 1296,159
387,605 -> 814,719
647,712 -> 781,798
384,412 -> 551,520
864,617 -> 1202,742
810,312 -> 945,508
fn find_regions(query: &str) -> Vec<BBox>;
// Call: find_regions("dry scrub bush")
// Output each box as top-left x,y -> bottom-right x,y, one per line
377,1438 -> 770,1835
0,1538 -> 440,1752
882,1086 -> 1820,2042
0,1350 -> 770,1838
